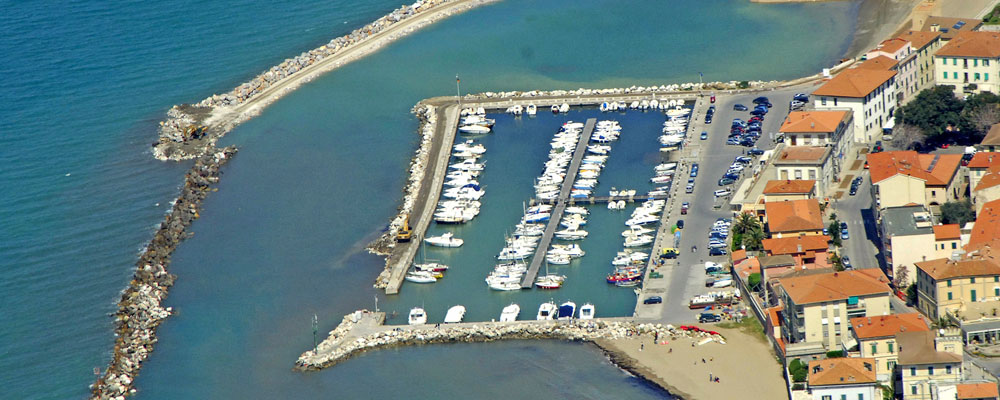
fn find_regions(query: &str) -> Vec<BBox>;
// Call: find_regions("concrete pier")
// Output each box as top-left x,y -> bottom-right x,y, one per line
520,118 -> 596,289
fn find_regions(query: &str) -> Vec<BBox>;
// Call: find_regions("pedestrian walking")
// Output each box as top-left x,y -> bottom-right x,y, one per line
640,342 -> 644,352
709,373 -> 713,382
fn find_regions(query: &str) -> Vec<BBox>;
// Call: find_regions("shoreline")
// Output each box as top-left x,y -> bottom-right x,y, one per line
152,0 -> 501,161
89,147 -> 237,400
844,0 -> 924,59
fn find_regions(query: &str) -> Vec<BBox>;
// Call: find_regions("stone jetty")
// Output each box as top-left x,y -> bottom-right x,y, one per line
153,0 -> 501,161
89,147 -> 237,400
295,310 -> 725,371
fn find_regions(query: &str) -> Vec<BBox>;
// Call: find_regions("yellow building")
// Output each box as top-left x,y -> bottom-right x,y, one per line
846,313 -> 931,383
778,270 -> 892,350
868,151 -> 963,212
897,329 -> 964,400
895,30 -> 943,96
915,254 -> 1000,321
764,198 -> 825,238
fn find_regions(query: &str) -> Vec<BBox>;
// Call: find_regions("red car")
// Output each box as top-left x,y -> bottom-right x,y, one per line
681,202 -> 690,215
748,116 -> 763,123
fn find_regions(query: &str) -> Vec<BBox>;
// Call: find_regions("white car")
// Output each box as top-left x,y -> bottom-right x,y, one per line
714,189 -> 731,197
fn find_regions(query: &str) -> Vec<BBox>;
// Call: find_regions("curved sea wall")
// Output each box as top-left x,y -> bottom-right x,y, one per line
295,311 -> 725,371
90,147 -> 237,400
153,0 -> 500,161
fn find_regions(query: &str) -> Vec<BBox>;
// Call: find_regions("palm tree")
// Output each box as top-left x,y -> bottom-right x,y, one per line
733,212 -> 760,236
742,227 -> 765,251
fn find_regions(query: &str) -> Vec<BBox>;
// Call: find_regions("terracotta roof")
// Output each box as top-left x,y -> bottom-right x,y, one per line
933,224 -> 961,241
758,254 -> 797,269
813,68 -> 896,98
779,111 -> 849,133
779,269 -> 890,305
763,235 -> 829,256
921,17 -> 983,41
897,30 -> 941,50
776,146 -> 829,163
807,358 -> 877,387
968,199 -> 1000,251
937,31 -> 1000,58
977,167 -> 1000,191
849,313 -> 929,340
968,152 -> 1000,168
764,198 -> 824,233
957,383 -> 1000,399
857,55 -> 898,70
731,249 -> 747,263
983,124 -> 1000,146
867,151 -> 962,186
896,331 -> 962,365
877,38 -> 909,54
915,256 -> 1000,281
763,180 -> 816,195
766,306 -> 783,328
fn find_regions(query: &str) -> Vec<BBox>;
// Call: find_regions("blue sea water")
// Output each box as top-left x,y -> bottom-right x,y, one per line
0,0 -> 860,398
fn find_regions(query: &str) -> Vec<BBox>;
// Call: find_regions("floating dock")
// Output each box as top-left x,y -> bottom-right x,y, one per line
531,193 -> 670,205
520,118 -> 596,289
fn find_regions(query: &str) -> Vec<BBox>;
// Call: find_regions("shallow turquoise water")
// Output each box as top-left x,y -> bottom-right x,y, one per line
0,0 -> 859,398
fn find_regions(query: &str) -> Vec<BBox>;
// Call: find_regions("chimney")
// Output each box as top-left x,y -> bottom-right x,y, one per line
931,23 -> 940,32
867,317 -> 872,324
811,122 -> 816,129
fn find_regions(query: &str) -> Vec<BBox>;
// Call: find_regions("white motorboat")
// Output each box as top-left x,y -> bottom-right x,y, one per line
579,303 -> 595,320
489,281 -> 523,291
550,243 -> 585,258
500,304 -> 521,322
607,201 -> 622,210
560,214 -> 587,227
630,101 -> 640,109
654,162 -> 677,172
555,228 -> 588,241
625,214 -> 659,226
624,234 -> 654,247
523,212 -> 550,224
448,159 -> 485,172
497,247 -> 532,261
514,223 -> 545,236
442,185 -> 485,201
444,305 -> 467,323
507,105 -> 523,115
557,301 -> 576,320
650,175 -> 671,184
413,262 -> 449,272
526,103 -> 537,116
617,100 -> 626,110
587,145 -> 611,155
622,226 -> 655,237
535,274 -> 566,289
550,104 -> 560,114
460,115 -> 494,126
600,102 -> 610,112
405,271 -> 437,283
546,253 -> 571,265
459,124 -> 492,134
453,140 -> 486,154
537,302 -> 558,320
559,103 -> 570,113
424,232 -> 464,247
565,206 -> 589,215
408,307 -> 427,325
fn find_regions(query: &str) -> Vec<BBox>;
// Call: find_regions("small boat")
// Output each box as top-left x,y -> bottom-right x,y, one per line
444,305 -> 467,323
413,262 -> 449,272
565,206 -> 589,215
559,103 -> 570,113
535,274 -> 566,289
405,271 -> 437,283
579,303 -> 595,320
425,232 -> 464,247
526,103 -> 537,116
500,304 -> 521,322
546,253 -> 572,265
551,104 -> 560,114
624,234 -> 654,247
617,100 -> 627,110
600,102 -> 610,112
651,175 -> 672,184
555,228 -> 588,241
459,124 -> 492,134
408,307 -> 427,325
488,280 -> 523,291
557,301 -> 576,320
537,302 -> 558,320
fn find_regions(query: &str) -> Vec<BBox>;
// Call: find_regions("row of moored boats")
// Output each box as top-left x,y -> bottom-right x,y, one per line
599,98 -> 686,112
407,301 -> 595,325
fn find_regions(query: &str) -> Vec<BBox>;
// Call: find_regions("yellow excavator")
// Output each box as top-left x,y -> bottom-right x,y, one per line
396,214 -> 412,242
182,125 -> 207,141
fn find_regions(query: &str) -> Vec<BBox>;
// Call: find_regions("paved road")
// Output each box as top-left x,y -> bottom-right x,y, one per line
650,86 -> 817,324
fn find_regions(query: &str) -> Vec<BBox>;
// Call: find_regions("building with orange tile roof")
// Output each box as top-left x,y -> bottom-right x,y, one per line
935,31 -> 1000,96
867,151 -> 964,211
879,205 -> 959,286
967,152 -> 1000,192
762,235 -> 831,269
773,146 -> 837,197
972,165 -> 1000,215
778,270 -> 891,350
896,30 -> 943,96
814,67 -> 897,143
806,358 -> 878,400
919,17 -> 982,41
763,179 -> 816,202
763,198 -> 824,238
897,329 -> 965,400
779,110 -> 853,147
866,36 -> 920,103
967,199 -> 1000,252
956,382 -> 1000,400
847,313 -> 930,381
915,250 -> 1000,320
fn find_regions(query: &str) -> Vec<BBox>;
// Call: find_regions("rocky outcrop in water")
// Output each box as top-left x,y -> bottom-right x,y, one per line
90,147 -> 237,400
295,311 -> 725,371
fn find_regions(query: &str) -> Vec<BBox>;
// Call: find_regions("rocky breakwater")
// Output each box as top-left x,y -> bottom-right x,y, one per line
90,147 -> 237,400
369,104 -> 437,287
295,311 -> 725,371
451,80 -> 777,103
153,0 -> 498,161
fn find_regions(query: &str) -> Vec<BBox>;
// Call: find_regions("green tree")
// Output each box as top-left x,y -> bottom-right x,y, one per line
906,283 -> 918,306
940,200 -> 974,226
895,85 -> 965,140
825,350 -> 845,358
733,212 -> 761,236
828,220 -> 842,247
748,272 -> 762,292
830,252 -> 845,271
788,359 -> 807,382
742,227 -> 765,252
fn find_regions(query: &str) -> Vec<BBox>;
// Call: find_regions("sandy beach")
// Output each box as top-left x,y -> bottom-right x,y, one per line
847,0 -> 999,59
595,325 -> 786,400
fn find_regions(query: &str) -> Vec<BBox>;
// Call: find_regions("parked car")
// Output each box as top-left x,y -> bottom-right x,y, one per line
748,148 -> 765,156
677,219 -> 685,229
690,164 -> 699,177
701,131 -> 708,140
686,183 -> 695,194
735,156 -> 752,164
793,93 -> 809,102
823,227 -> 828,235
705,114 -> 713,124
842,256 -> 852,269
849,186 -> 858,196
643,296 -> 663,304
661,248 -> 679,259
681,202 -> 689,214
748,116 -> 763,123
718,177 -> 736,186
841,230 -> 849,240
840,222 -> 848,230
714,188 -> 731,197
750,109 -> 767,117
722,172 -> 740,181
709,248 -> 728,256
752,96 -> 770,105
699,313 -> 722,323
790,100 -> 805,110
707,105 -> 716,114
734,104 -> 748,111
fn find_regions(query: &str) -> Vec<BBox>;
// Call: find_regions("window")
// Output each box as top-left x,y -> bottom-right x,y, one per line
821,97 -> 827,106
841,395 -> 847,400
987,59 -> 991,66
948,279 -> 952,287
888,342 -> 894,353
972,277 -> 976,284
944,71 -> 949,79
995,276 -> 999,282
976,73 -> 981,81
932,190 -> 937,197
954,58 -> 958,66
910,367 -> 916,376
822,396 -> 832,400
888,361 -> 896,371
987,73 -> 991,81
972,289 -> 978,301
946,365 -> 952,374
808,170 -> 817,180
912,385 -> 918,395
833,98 -> 838,106
929,366 -> 934,375
955,72 -> 959,79
858,394 -> 864,400
975,59 -> 979,67
871,343 -> 878,355
953,242 -> 957,249
995,287 -> 999,296
948,292 -> 953,300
